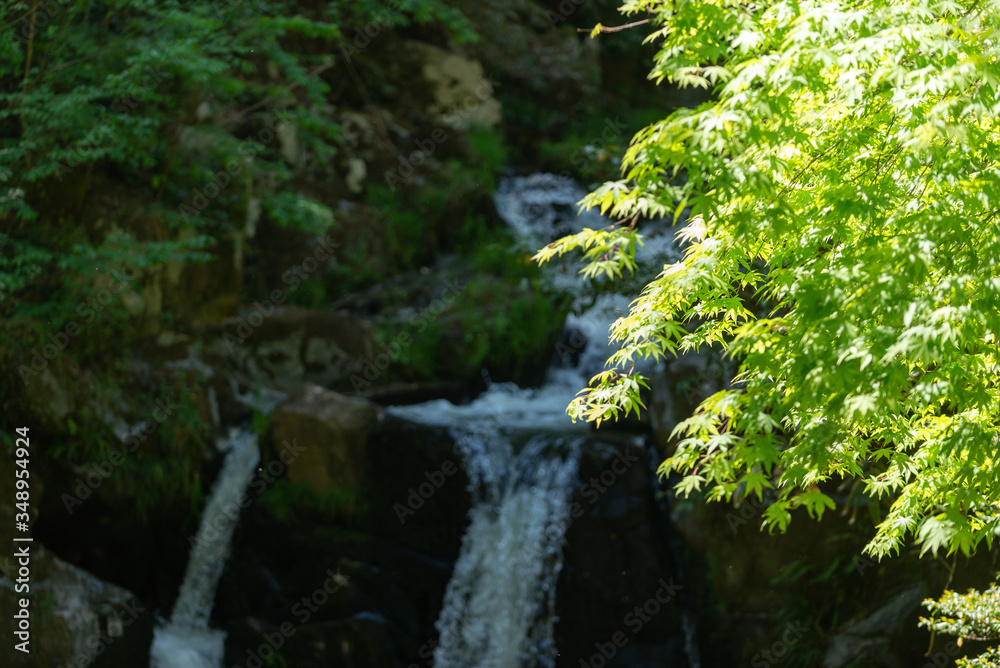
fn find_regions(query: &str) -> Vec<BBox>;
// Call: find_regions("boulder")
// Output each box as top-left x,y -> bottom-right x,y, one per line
0,546 -> 152,668
271,383 -> 383,493
555,435 -> 689,667
270,385 -> 470,556
824,587 -> 926,668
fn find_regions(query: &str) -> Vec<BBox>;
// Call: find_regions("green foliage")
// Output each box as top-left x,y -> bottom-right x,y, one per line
465,125 -> 508,181
47,371 -> 211,520
922,584 -> 1000,666
0,0 -> 474,337
258,479 -> 359,524
456,275 -> 567,379
264,192 -> 336,234
330,125 -> 509,296
382,271 -> 566,383
539,0 -> 1000,559
537,107 -> 662,185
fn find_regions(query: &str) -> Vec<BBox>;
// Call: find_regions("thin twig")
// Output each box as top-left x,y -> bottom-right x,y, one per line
577,19 -> 651,34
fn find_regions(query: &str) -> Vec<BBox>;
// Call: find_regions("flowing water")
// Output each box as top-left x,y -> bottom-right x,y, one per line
432,433 -> 581,667
149,429 -> 260,668
388,173 -> 693,666
390,387 -> 586,667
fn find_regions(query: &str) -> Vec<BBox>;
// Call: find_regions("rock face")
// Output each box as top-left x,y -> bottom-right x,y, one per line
0,547 -> 151,668
271,383 -> 384,493
270,384 -> 470,556
667,485 -> 954,667
404,41 -> 502,130
824,587 -> 926,668
555,435 -> 690,668
213,393 -> 470,667
207,308 -> 375,393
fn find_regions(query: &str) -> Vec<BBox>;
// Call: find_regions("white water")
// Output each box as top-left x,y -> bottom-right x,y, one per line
494,172 -> 683,293
389,172 -> 686,666
494,173 -> 607,248
389,293 -> 636,435
433,433 -> 580,668
150,429 -> 260,668
390,389 -> 585,667
393,174 -> 652,666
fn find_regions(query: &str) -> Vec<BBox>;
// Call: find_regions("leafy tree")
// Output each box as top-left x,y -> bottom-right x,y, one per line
0,0 -> 475,508
0,0 -> 472,359
537,0 -> 1000,560
922,583 -> 1000,666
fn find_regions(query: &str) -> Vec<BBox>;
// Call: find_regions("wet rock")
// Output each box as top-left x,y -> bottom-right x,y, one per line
270,386 -> 470,556
226,613 -> 402,668
0,546 -> 152,668
271,383 -> 383,493
824,587 -> 926,668
220,409 -> 470,668
555,435 -> 688,667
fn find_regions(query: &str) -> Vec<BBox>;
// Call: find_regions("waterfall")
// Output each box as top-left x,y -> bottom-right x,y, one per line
493,173 -> 606,248
387,172 -> 692,666
387,291 -> 619,666
149,429 -> 260,668
433,433 -> 581,668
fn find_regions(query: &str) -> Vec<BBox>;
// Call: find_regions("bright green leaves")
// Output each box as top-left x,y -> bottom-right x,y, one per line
922,583 -> 1000,665
542,0 -> 1000,560
533,227 -> 643,280
797,490 -> 837,521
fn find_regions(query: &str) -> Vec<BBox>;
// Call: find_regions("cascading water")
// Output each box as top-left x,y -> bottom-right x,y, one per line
149,429 -> 260,668
387,173 -> 692,666
433,433 -> 581,667
494,173 -> 606,247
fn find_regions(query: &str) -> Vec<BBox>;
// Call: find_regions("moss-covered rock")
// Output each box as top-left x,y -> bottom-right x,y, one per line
0,547 -> 152,668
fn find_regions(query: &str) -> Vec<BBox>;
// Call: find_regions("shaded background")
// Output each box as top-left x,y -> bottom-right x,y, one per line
1,1 -> 996,667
